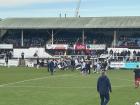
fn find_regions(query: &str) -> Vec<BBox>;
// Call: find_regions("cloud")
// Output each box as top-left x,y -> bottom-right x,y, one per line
0,0 -> 77,7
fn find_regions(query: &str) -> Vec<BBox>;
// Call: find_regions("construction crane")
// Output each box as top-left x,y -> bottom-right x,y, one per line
75,0 -> 81,17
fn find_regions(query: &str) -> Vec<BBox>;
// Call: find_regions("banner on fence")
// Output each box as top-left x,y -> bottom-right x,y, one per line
0,44 -> 13,49
87,44 -> 106,50
46,44 -> 68,50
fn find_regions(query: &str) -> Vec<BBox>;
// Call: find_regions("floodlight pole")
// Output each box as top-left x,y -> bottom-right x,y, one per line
0,29 -> 1,38
113,30 -> 117,48
75,0 -> 81,17
51,29 -> 54,45
21,29 -> 24,47
0,29 -> 1,42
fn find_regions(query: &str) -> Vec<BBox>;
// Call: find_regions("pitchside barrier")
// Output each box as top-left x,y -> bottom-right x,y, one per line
110,62 -> 140,69
0,58 -> 49,67
0,59 -> 19,66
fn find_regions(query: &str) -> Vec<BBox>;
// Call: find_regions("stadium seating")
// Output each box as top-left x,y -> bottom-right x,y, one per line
1,30 -> 50,48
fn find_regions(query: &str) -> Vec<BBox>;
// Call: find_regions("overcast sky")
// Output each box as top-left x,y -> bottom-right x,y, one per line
0,0 -> 140,18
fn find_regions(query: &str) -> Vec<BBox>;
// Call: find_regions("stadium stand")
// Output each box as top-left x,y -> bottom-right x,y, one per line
1,30 -> 50,48
0,16 -> 140,68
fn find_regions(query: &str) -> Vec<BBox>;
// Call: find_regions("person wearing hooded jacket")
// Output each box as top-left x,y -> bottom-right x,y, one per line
97,71 -> 112,105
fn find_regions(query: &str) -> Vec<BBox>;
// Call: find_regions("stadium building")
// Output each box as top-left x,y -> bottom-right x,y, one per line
0,16 -> 140,68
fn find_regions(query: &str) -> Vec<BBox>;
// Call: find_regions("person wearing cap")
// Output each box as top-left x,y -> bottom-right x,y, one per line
97,71 -> 112,105
134,65 -> 140,88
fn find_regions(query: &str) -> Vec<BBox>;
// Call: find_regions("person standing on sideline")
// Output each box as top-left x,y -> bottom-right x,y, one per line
49,60 -> 54,75
134,65 -> 140,88
5,52 -> 9,67
47,59 -> 50,72
86,61 -> 91,74
36,57 -> 40,69
97,71 -> 112,105
71,58 -> 75,71
81,61 -> 86,75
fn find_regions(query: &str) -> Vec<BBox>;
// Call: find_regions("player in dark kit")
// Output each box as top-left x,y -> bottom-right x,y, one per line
134,65 -> 140,88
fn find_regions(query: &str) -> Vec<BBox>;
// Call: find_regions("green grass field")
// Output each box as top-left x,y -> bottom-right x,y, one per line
0,67 -> 139,105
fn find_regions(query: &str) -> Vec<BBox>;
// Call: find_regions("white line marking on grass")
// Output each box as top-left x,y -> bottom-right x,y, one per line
0,74 -> 134,89
0,85 -> 132,88
111,78 -> 133,82
0,74 -> 76,87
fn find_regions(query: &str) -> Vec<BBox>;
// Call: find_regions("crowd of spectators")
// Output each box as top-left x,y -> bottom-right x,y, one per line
0,30 -> 114,48
0,50 -> 13,59
117,37 -> 140,48
2,35 -> 47,48
1,30 -> 49,48
53,33 -> 113,46
109,49 -> 140,62
46,49 -> 107,56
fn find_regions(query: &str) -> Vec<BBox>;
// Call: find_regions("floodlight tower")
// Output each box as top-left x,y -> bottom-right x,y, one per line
75,0 -> 81,17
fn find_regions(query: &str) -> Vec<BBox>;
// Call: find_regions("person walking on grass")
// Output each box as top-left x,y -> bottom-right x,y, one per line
97,71 -> 112,105
49,59 -> 54,75
134,65 -> 140,88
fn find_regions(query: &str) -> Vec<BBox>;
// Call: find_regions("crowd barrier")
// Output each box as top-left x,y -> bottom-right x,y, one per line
0,59 -> 19,66
110,62 -> 140,69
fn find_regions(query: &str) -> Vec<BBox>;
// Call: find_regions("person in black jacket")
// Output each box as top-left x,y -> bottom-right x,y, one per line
86,61 -> 91,74
21,52 -> 24,59
36,57 -> 40,69
97,71 -> 112,105
134,65 -> 140,88
5,55 -> 9,67
71,58 -> 75,71
49,60 -> 54,75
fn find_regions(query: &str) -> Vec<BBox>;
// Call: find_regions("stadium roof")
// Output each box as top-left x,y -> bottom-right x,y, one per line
0,16 -> 140,29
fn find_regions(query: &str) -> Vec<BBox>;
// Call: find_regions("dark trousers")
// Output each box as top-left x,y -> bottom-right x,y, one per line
50,69 -> 54,75
100,93 -> 110,105
47,67 -> 50,72
71,65 -> 75,71
88,68 -> 90,74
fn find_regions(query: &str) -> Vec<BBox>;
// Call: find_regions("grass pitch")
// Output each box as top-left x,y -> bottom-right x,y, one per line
0,67 -> 139,105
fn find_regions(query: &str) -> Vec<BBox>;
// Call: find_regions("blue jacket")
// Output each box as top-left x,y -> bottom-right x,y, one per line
49,61 -> 54,70
97,75 -> 112,95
